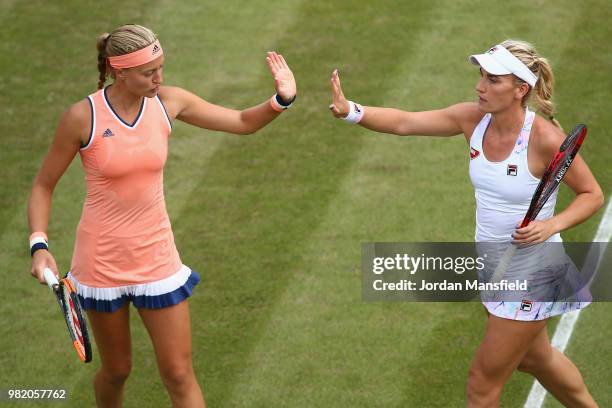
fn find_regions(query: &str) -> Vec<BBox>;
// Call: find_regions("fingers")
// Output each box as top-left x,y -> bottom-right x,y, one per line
332,68 -> 341,86
514,224 -> 532,236
328,102 -> 349,119
277,53 -> 289,69
266,52 -> 279,74
269,51 -> 281,68
266,55 -> 276,74
329,68 -> 350,118
31,251 -> 59,284
330,71 -> 341,102
512,223 -> 542,246
33,266 -> 48,284
267,51 -> 290,72
329,103 -> 343,118
330,69 -> 344,98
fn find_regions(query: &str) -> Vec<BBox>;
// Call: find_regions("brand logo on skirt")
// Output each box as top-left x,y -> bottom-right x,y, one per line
520,299 -> 533,312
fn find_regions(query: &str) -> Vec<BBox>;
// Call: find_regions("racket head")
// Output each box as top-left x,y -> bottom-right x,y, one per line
520,124 -> 588,227
58,277 -> 93,363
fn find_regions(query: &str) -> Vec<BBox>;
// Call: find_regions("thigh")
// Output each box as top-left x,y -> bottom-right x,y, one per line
518,324 -> 553,370
473,314 -> 548,382
86,303 -> 132,369
137,300 -> 193,372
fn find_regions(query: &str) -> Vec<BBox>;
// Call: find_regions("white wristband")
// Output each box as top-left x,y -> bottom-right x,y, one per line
30,234 -> 49,256
30,236 -> 48,248
343,101 -> 365,124
270,93 -> 294,112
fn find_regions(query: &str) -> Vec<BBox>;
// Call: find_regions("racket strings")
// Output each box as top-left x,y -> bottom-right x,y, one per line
60,282 -> 90,360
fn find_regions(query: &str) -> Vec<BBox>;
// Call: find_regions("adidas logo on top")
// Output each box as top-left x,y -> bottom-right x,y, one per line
102,128 -> 114,138
152,44 -> 160,55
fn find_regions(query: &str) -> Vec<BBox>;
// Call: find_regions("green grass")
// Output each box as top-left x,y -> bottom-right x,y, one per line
0,0 -> 610,407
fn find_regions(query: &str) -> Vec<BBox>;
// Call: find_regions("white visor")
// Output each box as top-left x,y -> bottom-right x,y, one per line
469,44 -> 538,88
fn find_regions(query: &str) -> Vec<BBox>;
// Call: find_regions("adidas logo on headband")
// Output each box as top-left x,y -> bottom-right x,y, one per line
152,44 -> 160,55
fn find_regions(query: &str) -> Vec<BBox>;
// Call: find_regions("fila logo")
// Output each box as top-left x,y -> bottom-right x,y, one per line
470,147 -> 480,160
520,299 -> 533,312
152,44 -> 160,55
487,46 -> 497,54
507,164 -> 518,176
102,128 -> 114,138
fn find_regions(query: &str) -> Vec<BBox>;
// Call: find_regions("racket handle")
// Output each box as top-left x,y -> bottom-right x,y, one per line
491,245 -> 517,282
483,245 -> 518,300
43,267 -> 59,288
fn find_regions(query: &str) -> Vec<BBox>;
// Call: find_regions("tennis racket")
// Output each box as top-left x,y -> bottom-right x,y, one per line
44,268 -> 92,363
487,124 -> 588,296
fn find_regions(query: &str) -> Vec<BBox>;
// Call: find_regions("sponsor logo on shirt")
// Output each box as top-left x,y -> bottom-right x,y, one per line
507,164 -> 518,176
470,147 -> 480,160
520,299 -> 533,312
102,128 -> 114,138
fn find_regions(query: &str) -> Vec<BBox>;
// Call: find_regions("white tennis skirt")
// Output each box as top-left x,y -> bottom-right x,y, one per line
483,300 -> 590,321
67,264 -> 200,313
477,242 -> 591,321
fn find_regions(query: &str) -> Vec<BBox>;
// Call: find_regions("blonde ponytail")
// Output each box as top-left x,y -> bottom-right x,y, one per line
500,39 -> 562,130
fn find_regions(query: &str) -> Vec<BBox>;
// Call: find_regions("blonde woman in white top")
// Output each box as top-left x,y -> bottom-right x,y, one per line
330,40 -> 603,407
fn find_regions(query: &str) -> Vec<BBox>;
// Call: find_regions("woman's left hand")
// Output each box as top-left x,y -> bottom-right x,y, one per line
512,219 -> 558,246
266,51 -> 296,103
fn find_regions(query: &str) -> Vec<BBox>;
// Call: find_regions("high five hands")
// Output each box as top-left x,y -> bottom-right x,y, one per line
329,69 -> 349,118
266,51 -> 297,103
264,60 -> 352,119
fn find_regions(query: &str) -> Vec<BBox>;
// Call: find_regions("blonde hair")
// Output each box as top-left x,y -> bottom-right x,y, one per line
96,24 -> 158,89
500,39 -> 562,129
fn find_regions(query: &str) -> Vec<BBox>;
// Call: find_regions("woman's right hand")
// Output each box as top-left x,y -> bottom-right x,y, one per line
31,250 -> 59,284
329,69 -> 350,118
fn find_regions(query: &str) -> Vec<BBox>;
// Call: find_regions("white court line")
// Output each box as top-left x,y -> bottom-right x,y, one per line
524,198 -> 612,408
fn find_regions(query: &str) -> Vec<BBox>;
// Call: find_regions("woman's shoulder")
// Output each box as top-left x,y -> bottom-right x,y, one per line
53,98 -> 93,147
61,98 -> 92,128
530,114 -> 566,156
452,102 -> 487,139
158,85 -> 187,100
157,86 -> 205,120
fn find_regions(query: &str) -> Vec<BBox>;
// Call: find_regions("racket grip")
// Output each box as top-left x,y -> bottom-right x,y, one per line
43,267 -> 59,288
490,245 -> 518,283
483,245 -> 518,300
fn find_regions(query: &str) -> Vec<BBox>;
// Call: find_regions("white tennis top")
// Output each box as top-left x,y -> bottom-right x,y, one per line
468,108 -> 561,243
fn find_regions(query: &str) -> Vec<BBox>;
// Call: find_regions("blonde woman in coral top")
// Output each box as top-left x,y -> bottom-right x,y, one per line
28,24 -> 296,408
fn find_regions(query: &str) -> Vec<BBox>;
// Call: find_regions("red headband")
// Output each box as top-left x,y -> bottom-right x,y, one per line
108,40 -> 163,69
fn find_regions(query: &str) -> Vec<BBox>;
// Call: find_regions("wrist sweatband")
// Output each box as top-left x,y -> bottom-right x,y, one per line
270,93 -> 296,112
29,232 -> 48,257
343,101 -> 365,124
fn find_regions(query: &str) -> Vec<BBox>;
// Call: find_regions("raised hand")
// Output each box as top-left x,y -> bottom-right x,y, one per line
266,51 -> 296,103
329,69 -> 349,118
